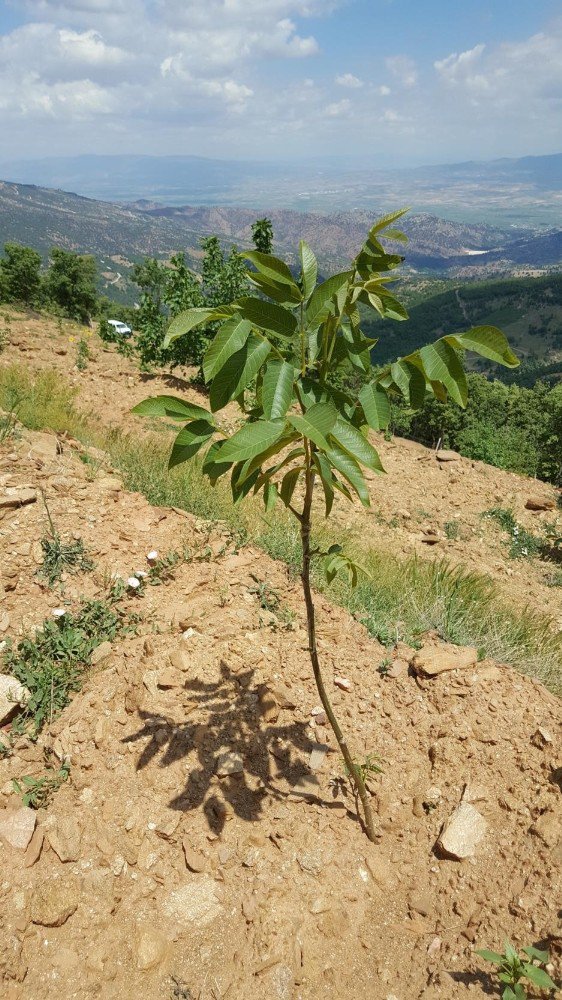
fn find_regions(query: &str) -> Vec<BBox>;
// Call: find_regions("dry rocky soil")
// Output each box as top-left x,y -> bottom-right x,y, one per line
0,312 -> 560,999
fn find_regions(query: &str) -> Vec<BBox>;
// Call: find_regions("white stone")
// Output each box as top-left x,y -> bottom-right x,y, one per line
438,802 -> 487,860
0,673 -> 30,724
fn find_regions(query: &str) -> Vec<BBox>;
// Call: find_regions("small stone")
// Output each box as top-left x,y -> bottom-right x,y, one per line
257,685 -> 279,723
386,658 -> 408,679
30,876 -> 80,926
437,802 -> 487,860
0,807 -> 36,849
182,837 -> 205,872
333,676 -> 352,692
308,743 -> 329,772
409,891 -> 432,917
427,936 -> 441,957
136,927 -> 168,971
156,667 -> 183,689
90,640 -> 113,666
48,815 -> 81,863
215,751 -> 244,777
0,488 -> 37,510
436,449 -> 461,462
0,674 -> 31,725
24,826 -> 44,867
163,877 -> 223,927
531,811 -> 561,848
531,726 -> 553,749
412,642 -> 477,677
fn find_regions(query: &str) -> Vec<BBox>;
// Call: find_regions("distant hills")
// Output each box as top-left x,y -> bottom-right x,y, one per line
0,152 -> 561,225
1,179 -> 561,285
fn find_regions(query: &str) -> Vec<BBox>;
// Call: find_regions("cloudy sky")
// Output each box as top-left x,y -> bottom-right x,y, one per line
0,0 -> 561,165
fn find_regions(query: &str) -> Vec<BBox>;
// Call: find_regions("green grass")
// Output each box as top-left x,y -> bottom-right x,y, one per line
1,364 -> 560,694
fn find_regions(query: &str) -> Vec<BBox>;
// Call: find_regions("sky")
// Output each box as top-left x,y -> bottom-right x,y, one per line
0,0 -> 561,166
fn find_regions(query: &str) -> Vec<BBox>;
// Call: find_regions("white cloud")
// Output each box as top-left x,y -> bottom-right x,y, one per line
335,72 -> 363,88
386,54 -> 417,88
325,98 -> 351,117
377,84 -> 391,96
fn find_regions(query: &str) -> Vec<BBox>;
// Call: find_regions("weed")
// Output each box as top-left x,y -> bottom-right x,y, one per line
377,657 -> 392,676
483,508 -> 543,559
249,575 -> 280,613
37,495 -> 94,586
148,548 -> 190,586
345,752 -> 385,784
13,762 -> 70,809
3,597 -> 128,735
476,940 -> 556,999
444,520 -> 461,540
76,337 -> 89,371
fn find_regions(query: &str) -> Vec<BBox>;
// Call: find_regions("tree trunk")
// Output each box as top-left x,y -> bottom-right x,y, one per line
300,456 -> 377,843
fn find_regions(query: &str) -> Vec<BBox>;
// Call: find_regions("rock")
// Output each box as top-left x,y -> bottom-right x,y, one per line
436,449 -> 461,462
408,891 -> 432,917
156,667 -> 183,689
136,927 -> 168,971
0,673 -> 31,724
48,815 -> 81,862
27,433 -> 60,462
90,640 -> 113,666
182,837 -> 205,872
0,807 -> 36,849
334,676 -> 352,692
163,877 -> 223,928
24,826 -> 44,867
421,529 -> 441,545
30,876 -> 80,926
169,648 -> 190,671
215,751 -> 244,776
531,726 -> 553,748
525,496 -> 556,511
0,488 -> 37,511
532,811 -> 561,848
386,658 -> 408,679
151,809 -> 181,840
308,744 -> 329,772
437,802 -> 487,859
257,684 -> 280,722
411,643 -> 477,677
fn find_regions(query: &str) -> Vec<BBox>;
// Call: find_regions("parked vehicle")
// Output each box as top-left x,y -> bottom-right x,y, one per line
107,319 -> 133,338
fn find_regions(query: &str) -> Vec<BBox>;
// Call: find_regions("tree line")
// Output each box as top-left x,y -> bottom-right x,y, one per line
1,224 -> 560,486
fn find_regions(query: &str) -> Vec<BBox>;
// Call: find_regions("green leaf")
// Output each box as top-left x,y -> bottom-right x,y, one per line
263,481 -> 278,511
164,306 -> 231,347
522,947 -> 549,964
325,443 -> 370,506
203,316 -> 253,382
383,227 -> 409,244
504,943 -> 519,964
209,334 -> 271,411
358,383 -> 391,431
288,400 -> 338,451
241,250 -> 298,287
305,271 -> 351,329
131,395 -> 213,422
218,419 -> 286,464
367,207 -> 409,238
501,988 -> 520,1000
235,297 -> 298,338
279,467 -> 301,507
247,271 -> 302,304
262,360 -> 294,420
329,416 -> 385,474
476,950 -> 506,966
389,359 -> 427,408
445,325 -> 519,368
299,241 -> 318,300
522,964 -> 556,989
169,419 -> 215,469
412,340 -> 467,406
313,452 -> 335,516
202,440 -> 232,484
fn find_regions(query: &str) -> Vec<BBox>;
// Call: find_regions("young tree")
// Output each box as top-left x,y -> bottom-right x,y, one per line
133,210 -> 518,841
0,243 -> 42,306
45,249 -> 98,323
251,218 -> 274,255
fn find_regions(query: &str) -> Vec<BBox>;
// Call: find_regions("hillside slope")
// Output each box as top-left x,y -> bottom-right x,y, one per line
0,409 -> 560,999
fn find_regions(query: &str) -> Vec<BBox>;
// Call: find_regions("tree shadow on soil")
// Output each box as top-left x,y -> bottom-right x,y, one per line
139,372 -> 198,394
447,971 -> 495,995
123,660 -> 345,834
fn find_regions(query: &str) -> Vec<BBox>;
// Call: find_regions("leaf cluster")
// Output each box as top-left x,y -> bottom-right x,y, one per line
476,941 -> 557,999
134,209 -> 517,555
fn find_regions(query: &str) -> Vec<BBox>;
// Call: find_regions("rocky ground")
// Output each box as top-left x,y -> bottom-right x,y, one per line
0,312 -> 560,999
3,310 -> 561,621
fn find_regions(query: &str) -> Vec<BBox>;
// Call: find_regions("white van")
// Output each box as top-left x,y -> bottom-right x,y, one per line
108,319 -> 133,338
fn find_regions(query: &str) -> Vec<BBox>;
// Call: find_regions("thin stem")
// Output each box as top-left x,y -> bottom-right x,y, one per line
299,443 -> 376,843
